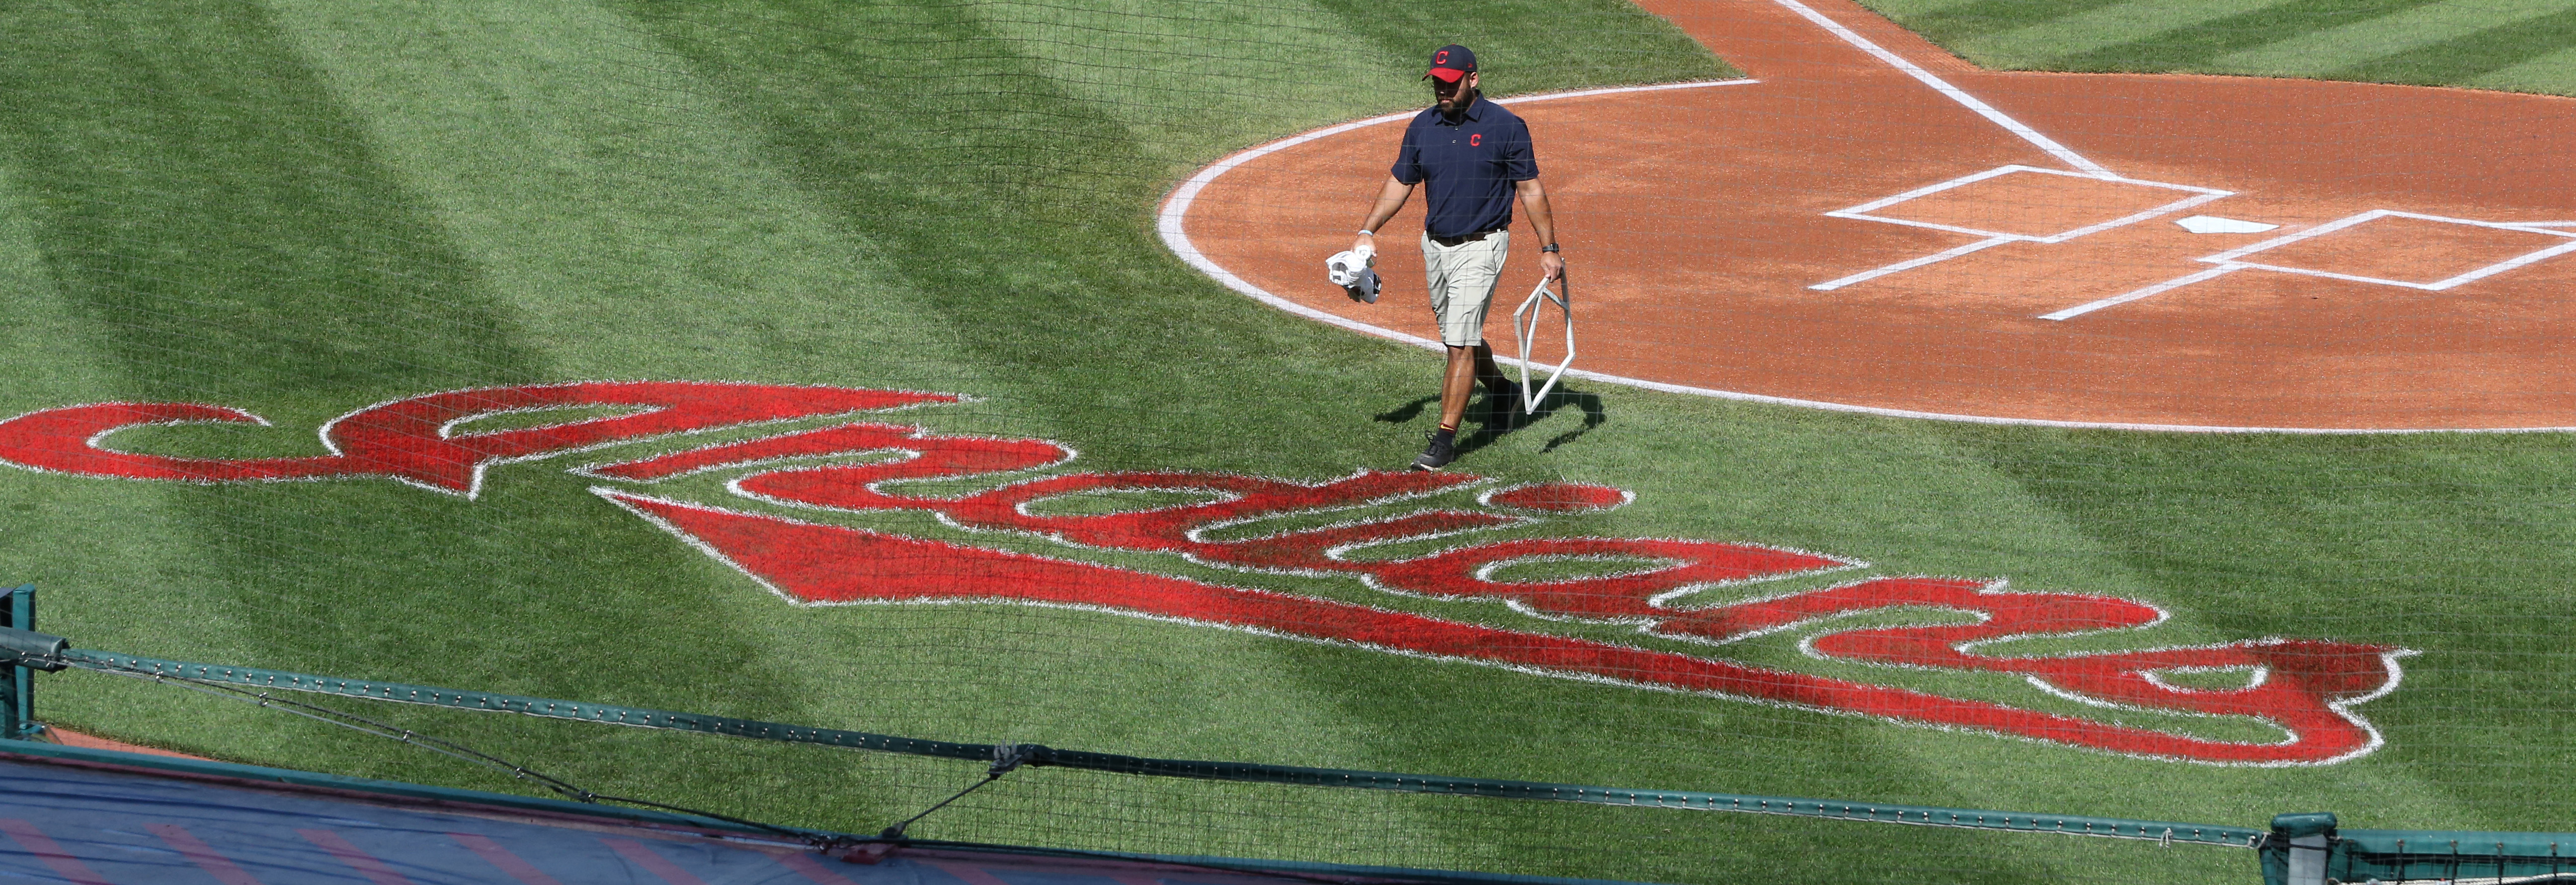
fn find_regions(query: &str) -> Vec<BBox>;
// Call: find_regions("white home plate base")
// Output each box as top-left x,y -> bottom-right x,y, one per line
2177,215 -> 2280,234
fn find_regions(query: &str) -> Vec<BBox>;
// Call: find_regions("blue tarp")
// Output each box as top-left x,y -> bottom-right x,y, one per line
0,745 -> 1547,885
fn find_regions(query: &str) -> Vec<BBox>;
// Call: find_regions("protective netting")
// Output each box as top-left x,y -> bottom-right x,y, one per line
2,0 -> 2574,883
37,642 -> 2264,883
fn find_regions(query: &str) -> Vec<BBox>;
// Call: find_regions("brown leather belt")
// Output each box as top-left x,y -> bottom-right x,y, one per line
1428,228 -> 1505,247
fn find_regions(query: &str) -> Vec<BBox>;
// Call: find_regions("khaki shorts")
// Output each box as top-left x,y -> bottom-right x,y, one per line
1421,230 -> 1509,347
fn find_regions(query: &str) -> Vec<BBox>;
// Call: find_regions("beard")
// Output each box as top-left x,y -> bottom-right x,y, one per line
1436,88 -> 1469,120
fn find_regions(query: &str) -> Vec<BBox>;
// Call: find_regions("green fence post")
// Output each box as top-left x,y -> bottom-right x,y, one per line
2263,813 -> 2337,885
0,585 -> 27,740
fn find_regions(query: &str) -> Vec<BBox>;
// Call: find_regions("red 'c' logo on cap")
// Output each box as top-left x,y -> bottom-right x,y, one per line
1435,50 -> 1449,64
1470,133 -> 1482,146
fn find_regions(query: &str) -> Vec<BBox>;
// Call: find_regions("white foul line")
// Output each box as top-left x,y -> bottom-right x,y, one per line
2047,190 -> 2232,241
1812,236 -> 2012,290
1765,0 -> 2114,178
2041,266 -> 2244,321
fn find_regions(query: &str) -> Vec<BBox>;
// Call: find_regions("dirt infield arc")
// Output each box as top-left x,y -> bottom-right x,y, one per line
1162,0 -> 2576,431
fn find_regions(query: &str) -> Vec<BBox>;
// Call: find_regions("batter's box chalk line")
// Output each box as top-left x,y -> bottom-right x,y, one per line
1811,165 -> 2233,291
2043,210 -> 2576,321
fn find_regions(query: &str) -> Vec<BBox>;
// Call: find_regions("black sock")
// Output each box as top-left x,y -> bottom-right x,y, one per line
1433,426 -> 1457,443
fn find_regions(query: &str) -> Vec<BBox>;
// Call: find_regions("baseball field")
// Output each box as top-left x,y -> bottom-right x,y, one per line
2,0 -> 2574,882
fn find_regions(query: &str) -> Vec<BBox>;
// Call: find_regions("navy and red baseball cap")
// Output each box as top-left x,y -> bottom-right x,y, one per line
1424,44 -> 1476,83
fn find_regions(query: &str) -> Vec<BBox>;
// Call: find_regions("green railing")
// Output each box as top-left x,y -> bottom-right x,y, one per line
4,583 -> 2569,884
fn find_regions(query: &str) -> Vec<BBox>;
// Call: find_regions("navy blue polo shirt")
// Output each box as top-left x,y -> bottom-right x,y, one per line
1390,96 -> 1538,240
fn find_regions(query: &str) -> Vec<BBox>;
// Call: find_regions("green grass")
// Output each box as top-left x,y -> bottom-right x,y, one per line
1865,0 -> 2576,92
1,0 -> 2574,883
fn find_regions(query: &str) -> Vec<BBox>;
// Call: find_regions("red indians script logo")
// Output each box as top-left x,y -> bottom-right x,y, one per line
0,382 -> 2409,765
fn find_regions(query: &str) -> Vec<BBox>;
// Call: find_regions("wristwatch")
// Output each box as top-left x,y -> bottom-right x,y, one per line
1540,243 -> 1561,253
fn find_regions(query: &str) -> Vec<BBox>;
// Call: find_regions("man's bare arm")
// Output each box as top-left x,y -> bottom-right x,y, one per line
1355,177 -> 1415,254
1515,177 -> 1564,281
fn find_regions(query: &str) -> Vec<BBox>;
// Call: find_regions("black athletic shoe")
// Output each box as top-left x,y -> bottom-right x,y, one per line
1412,431 -> 1457,471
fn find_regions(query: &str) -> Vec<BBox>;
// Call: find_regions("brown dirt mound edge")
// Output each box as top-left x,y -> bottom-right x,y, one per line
45,725 -> 213,761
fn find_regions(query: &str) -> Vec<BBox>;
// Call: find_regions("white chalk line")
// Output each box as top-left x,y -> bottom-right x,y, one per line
1826,166 -> 2225,245
2042,266 -> 2243,321
1814,166 -> 2233,290
2206,211 -> 2576,291
1780,0 -> 2280,304
1813,236 -> 2012,290
2441,239 -> 2576,286
2046,210 -> 2576,319
1832,164 -> 2029,216
2048,190 -> 2232,242
1763,0 -> 2112,178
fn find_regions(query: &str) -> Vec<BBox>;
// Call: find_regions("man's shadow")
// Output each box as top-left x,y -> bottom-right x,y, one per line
1371,385 -> 1608,455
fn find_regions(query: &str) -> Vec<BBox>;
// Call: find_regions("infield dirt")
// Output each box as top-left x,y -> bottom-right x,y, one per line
1172,0 -> 2576,430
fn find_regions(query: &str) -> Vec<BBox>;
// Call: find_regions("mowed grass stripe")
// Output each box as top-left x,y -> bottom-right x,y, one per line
0,154 -> 276,731
1307,0 -> 1741,96
0,0 -> 589,786
256,0 -> 994,390
1948,0 -> 2312,69
1900,0 -> 2151,61
2210,0 -> 2576,75
0,0 -> 543,402
973,1 -> 1391,168
0,0 -> 548,663
2329,6 -> 2576,87
2467,43 -> 2576,93
1957,429 -> 2576,834
602,0 -> 1434,466
221,0 -> 1069,830
2037,0 -> 2447,71
612,0 -> 1179,421
0,161 -> 116,407
1868,0 -> 2576,91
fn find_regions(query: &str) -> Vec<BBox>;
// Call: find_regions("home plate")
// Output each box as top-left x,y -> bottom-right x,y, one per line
2177,215 -> 2280,234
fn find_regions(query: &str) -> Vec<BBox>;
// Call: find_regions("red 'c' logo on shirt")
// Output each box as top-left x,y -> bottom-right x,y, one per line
1470,133 -> 1482,147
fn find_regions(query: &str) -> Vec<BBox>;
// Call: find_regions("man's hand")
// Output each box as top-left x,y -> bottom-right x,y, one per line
1539,251 -> 1565,283
1352,231 -> 1378,258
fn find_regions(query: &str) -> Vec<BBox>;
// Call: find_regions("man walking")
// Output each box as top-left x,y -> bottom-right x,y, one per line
1352,44 -> 1565,471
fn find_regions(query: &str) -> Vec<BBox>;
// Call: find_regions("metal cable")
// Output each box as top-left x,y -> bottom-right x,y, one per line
72,656 -> 824,845
51,647 -> 2265,847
